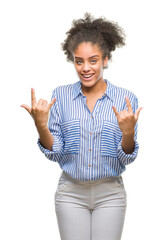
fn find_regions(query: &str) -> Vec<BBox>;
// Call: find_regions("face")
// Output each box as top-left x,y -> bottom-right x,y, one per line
73,42 -> 108,90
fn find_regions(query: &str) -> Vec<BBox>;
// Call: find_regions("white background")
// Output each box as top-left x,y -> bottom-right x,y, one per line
0,0 -> 163,239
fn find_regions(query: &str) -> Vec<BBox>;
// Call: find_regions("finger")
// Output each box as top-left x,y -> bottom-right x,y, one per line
47,97 -> 57,110
135,107 -> 143,121
20,104 -> 31,114
119,109 -> 127,118
42,100 -> 48,108
37,99 -> 44,107
112,105 -> 119,119
31,88 -> 36,108
125,96 -> 133,113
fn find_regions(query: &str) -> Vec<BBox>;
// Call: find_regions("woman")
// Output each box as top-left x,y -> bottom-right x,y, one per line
21,13 -> 142,240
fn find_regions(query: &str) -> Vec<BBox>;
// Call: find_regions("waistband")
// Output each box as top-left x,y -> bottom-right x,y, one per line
60,170 -> 122,185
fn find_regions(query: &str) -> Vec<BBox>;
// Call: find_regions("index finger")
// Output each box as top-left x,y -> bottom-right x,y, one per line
125,96 -> 133,113
31,88 -> 36,107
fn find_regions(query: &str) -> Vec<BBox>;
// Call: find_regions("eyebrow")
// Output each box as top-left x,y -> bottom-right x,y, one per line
74,55 -> 100,60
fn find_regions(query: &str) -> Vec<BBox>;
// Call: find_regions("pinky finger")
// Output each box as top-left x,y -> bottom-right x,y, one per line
112,105 -> 119,119
135,107 -> 143,121
47,97 -> 57,110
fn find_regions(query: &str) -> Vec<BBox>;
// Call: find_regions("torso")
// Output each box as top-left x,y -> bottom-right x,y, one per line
86,95 -> 103,114
82,79 -> 107,113
86,98 -> 97,114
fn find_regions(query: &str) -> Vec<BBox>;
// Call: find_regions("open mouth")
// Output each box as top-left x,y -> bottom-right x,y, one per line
81,73 -> 94,80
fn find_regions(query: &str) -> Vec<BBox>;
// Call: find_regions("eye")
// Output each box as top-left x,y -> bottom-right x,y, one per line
76,60 -> 83,64
91,59 -> 97,63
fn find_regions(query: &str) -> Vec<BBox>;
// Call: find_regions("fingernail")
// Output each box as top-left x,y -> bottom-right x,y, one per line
31,88 -> 34,91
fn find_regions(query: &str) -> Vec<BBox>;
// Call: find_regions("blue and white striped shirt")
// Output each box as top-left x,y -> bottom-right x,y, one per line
37,79 -> 139,181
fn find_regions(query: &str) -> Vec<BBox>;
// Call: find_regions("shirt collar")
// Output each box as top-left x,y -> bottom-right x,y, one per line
72,79 -> 115,102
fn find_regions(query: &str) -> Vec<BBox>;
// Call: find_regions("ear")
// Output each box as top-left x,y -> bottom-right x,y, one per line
103,55 -> 108,67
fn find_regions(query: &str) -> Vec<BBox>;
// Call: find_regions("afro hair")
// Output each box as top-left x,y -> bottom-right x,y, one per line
61,12 -> 126,67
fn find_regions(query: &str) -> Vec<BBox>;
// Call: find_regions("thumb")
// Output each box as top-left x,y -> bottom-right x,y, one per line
20,104 -> 31,114
135,107 -> 143,121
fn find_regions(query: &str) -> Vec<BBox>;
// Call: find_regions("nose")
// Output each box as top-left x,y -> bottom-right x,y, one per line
82,62 -> 91,72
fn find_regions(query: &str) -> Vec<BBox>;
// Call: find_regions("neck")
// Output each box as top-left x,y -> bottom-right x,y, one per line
81,78 -> 107,97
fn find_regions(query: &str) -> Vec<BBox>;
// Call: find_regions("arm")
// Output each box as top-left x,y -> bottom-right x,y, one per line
37,89 -> 64,162
35,124 -> 53,151
113,96 -> 142,154
21,88 -> 56,151
112,95 -> 142,166
121,132 -> 135,154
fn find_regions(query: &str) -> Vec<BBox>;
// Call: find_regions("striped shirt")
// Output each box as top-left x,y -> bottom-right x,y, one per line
37,79 -> 139,181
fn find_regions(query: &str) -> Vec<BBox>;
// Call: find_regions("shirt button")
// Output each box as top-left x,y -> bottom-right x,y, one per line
89,148 -> 91,151
90,131 -> 92,135
88,164 -> 91,167
91,115 -> 93,119
98,103 -> 100,106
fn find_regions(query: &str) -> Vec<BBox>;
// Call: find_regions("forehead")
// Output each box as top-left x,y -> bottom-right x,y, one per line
74,42 -> 103,59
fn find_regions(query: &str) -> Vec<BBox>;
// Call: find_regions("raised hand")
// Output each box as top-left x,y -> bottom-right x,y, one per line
112,96 -> 142,136
21,88 -> 56,129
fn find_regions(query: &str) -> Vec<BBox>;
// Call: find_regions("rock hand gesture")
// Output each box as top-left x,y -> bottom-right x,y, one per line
21,88 -> 56,150
112,96 -> 142,154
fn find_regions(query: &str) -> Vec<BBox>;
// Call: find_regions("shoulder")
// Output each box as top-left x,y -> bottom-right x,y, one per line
106,80 -> 138,111
109,80 -> 138,102
51,82 -> 74,97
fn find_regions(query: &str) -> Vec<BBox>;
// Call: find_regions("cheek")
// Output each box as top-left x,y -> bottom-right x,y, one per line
74,65 -> 81,73
95,65 -> 103,75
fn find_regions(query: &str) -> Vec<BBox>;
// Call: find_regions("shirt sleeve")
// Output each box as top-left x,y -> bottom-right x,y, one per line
37,88 -> 64,162
117,94 -> 139,166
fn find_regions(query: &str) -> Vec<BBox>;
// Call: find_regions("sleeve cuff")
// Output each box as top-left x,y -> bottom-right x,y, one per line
117,140 -> 139,166
37,138 -> 57,161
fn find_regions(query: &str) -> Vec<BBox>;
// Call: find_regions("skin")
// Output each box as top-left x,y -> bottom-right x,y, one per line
21,41 -> 142,153
21,89 -> 56,150
74,42 -> 108,97
113,97 -> 142,154
74,42 -> 142,154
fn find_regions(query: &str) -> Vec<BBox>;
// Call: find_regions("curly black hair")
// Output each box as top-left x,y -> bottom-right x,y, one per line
61,13 -> 126,68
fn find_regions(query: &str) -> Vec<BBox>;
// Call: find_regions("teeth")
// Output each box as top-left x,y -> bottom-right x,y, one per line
82,74 -> 93,78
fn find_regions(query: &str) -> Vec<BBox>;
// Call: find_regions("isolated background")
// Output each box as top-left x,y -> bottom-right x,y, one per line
0,0 -> 162,239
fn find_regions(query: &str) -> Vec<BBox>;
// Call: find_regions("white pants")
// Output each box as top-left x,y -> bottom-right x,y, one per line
55,171 -> 127,240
